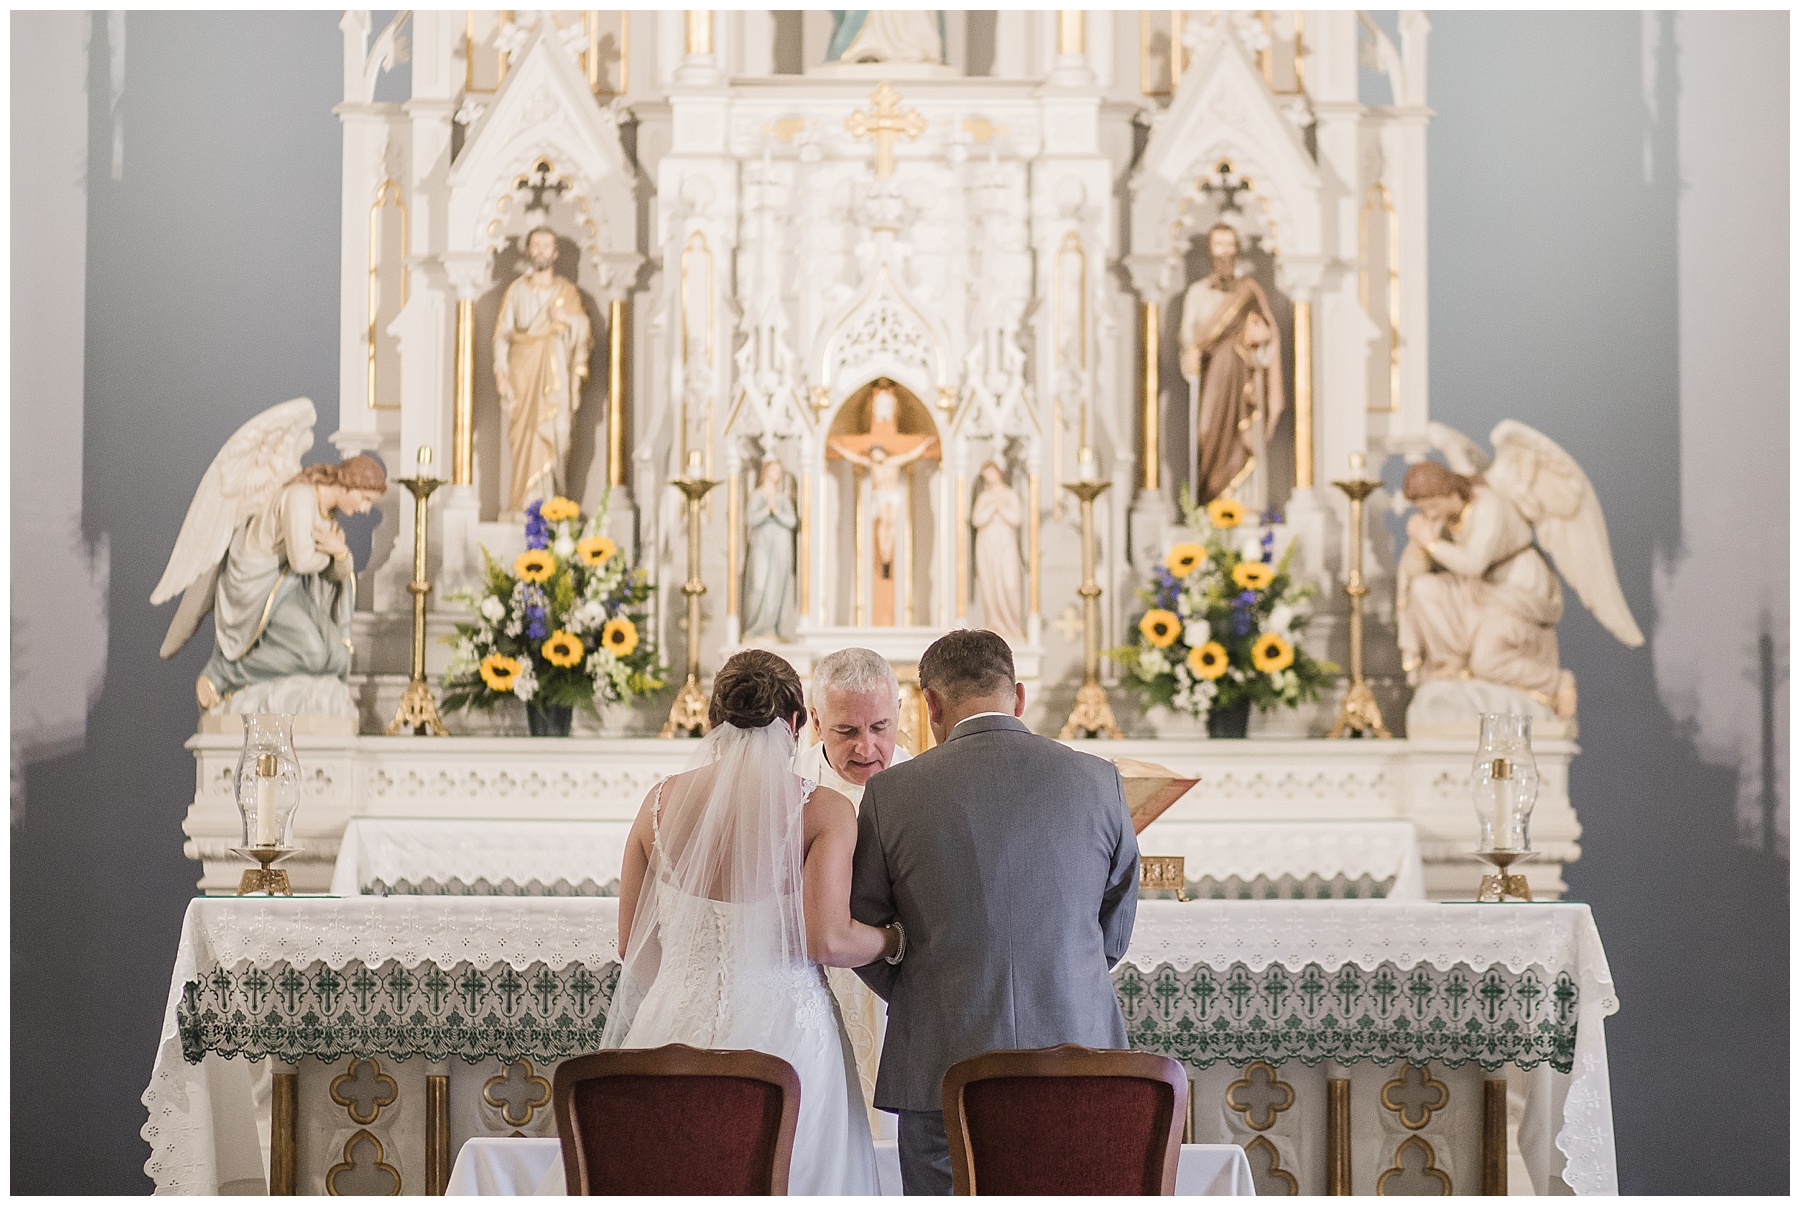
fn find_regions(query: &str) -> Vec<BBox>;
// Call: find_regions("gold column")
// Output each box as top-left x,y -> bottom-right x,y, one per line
1293,300 -> 1313,488
1481,1079 -> 1508,1195
271,1069 -> 298,1195
1057,10 -> 1085,55
1325,1078 -> 1351,1194
684,10 -> 712,55
426,1074 -> 451,1195
660,455 -> 720,738
452,298 -> 475,486
1141,301 -> 1160,491
725,470 -> 740,619
1058,478 -> 1124,740
607,298 -> 627,488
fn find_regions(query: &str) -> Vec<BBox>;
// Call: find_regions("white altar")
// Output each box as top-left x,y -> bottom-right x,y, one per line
145,895 -> 1618,1195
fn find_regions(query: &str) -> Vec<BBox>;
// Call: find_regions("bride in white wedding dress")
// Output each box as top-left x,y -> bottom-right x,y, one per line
601,650 -> 901,1195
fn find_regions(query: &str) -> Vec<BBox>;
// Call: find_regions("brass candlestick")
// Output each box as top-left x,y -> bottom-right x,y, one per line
232,845 -> 295,895
388,447 -> 450,735
660,455 -> 720,737
1475,849 -> 1536,902
1059,471 -> 1124,740
1328,454 -> 1391,739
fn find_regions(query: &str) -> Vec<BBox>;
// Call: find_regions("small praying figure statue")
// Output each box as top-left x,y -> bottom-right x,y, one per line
740,458 -> 798,640
971,461 -> 1026,640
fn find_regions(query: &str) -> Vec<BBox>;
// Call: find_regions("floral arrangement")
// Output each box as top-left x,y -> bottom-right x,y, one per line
1111,494 -> 1337,725
441,494 -> 664,716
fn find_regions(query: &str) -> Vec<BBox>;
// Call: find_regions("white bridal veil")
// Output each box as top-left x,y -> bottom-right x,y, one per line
599,718 -> 812,1051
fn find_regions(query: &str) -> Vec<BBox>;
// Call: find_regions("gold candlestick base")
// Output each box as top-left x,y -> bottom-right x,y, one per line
387,675 -> 449,736
1475,849 -> 1535,902
659,674 -> 710,738
232,846 -> 296,896
1060,680 -> 1124,740
1328,677 -> 1392,738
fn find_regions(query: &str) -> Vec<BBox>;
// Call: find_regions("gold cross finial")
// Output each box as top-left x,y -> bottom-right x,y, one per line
845,81 -> 926,179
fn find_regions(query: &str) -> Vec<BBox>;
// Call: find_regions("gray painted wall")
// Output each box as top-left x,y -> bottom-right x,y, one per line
9,11 -> 1787,1194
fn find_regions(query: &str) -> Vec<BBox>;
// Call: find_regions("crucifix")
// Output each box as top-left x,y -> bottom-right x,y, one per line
827,381 -> 940,626
845,81 -> 926,180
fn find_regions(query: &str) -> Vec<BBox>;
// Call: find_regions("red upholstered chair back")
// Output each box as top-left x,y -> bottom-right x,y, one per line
942,1045 -> 1188,1196
552,1045 -> 801,1195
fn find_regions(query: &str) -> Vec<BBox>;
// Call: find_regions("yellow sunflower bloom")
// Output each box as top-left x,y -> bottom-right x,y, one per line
1252,632 -> 1295,673
1232,561 -> 1275,591
478,653 -> 523,693
514,550 -> 556,583
1188,641 -> 1229,680
540,496 -> 580,523
542,630 -> 585,668
600,617 -> 640,656
576,535 -> 618,568
1165,542 -> 1208,577
1207,498 -> 1246,529
1138,609 -> 1181,649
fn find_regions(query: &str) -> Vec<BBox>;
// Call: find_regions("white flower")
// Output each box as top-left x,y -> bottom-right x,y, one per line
1139,648 -> 1170,677
480,596 -> 506,623
511,659 -> 539,703
570,600 -> 606,632
1239,534 -> 1265,563
1267,604 -> 1295,637
553,533 -> 576,560
1182,617 -> 1211,648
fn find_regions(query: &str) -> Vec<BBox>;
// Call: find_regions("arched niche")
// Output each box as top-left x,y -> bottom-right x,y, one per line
822,378 -> 941,628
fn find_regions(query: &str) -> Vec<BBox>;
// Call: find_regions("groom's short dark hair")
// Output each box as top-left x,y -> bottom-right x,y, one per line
919,629 -> 1015,702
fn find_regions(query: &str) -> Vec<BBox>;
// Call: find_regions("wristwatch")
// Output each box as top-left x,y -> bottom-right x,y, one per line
884,921 -> 907,966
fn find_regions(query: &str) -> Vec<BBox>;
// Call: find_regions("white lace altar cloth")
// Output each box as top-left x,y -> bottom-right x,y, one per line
1136,820 -> 1425,898
143,897 -> 1617,1194
328,818 -> 633,896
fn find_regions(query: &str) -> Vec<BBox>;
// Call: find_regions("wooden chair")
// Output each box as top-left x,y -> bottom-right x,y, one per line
942,1044 -> 1188,1195
552,1044 -> 802,1195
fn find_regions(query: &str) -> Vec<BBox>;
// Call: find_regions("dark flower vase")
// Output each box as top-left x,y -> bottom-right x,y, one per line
526,702 -> 574,737
1207,698 -> 1251,739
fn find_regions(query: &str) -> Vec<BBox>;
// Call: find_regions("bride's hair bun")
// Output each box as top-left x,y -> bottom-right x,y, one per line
708,649 -> 805,731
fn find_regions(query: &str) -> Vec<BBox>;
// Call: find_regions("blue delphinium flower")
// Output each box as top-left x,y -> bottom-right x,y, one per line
524,500 -> 551,550
1153,566 -> 1179,608
1261,528 -> 1275,557
1230,590 -> 1257,637
522,583 -> 549,641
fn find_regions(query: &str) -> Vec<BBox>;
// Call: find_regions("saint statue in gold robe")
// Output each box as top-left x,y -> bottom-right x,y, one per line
493,226 -> 593,520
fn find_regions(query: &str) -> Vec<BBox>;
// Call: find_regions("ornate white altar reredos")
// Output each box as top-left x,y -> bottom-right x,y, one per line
181,12 -> 1597,900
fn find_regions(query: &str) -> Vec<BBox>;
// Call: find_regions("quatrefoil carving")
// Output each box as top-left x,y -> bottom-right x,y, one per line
1380,1063 -> 1449,1130
329,1057 -> 398,1125
1226,1061 -> 1296,1131
1376,1134 -> 1452,1195
1244,1135 -> 1299,1195
484,1057 -> 553,1128
326,1128 -> 401,1196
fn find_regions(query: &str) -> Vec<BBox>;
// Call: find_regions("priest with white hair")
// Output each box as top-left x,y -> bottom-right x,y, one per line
796,647 -> 911,1138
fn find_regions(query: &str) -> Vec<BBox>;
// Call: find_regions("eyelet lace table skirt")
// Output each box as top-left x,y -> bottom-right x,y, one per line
144,896 -> 1617,1194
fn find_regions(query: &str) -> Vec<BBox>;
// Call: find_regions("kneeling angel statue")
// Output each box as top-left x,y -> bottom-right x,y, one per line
1398,419 -> 1643,722
151,398 -> 386,719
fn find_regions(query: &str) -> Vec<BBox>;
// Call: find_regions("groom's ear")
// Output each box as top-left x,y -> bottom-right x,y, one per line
922,687 -> 945,727
1011,681 -> 1025,717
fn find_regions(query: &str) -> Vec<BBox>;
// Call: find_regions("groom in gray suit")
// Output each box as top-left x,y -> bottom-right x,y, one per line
851,629 -> 1140,1194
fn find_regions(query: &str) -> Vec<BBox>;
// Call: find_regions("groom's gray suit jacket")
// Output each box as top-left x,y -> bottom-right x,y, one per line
850,713 -> 1140,1113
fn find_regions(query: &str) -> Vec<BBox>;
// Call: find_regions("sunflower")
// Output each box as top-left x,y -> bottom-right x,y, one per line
1188,641 -> 1229,680
542,630 -> 585,668
1232,561 -> 1275,591
1165,542 -> 1208,577
1138,609 -> 1181,649
540,496 -> 581,523
600,617 -> 640,656
478,653 -> 523,693
1252,632 -> 1296,673
576,535 -> 618,568
1207,498 -> 1246,529
514,550 -> 556,583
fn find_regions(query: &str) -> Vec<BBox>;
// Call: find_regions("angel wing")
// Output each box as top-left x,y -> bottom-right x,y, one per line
150,398 -> 315,653
1486,419 -> 1644,648
1426,421 -> 1493,476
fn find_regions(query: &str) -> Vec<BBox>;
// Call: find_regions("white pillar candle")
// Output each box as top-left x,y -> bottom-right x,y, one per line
254,753 -> 279,847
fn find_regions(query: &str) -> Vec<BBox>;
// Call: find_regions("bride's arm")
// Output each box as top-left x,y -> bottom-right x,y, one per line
803,787 -> 902,968
616,787 -> 657,959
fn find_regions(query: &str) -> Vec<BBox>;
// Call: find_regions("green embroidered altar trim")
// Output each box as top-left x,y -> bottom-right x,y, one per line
1115,961 -> 1577,1073
180,958 -> 1574,1074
